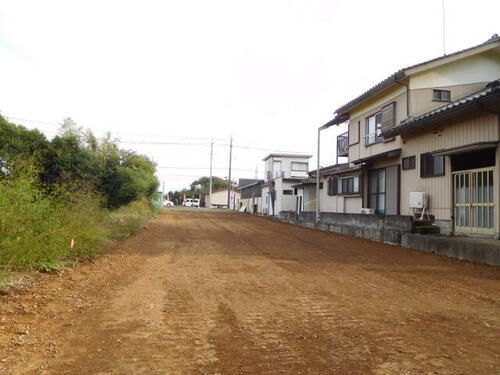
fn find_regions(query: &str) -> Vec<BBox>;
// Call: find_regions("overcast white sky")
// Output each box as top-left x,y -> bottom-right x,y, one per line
1,0 -> 499,191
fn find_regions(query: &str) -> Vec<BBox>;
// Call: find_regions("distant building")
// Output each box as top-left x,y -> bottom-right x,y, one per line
204,188 -> 240,209
261,153 -> 311,216
240,180 -> 264,214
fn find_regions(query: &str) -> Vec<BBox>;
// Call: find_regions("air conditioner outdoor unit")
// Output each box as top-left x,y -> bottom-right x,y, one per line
409,192 -> 427,209
360,208 -> 375,214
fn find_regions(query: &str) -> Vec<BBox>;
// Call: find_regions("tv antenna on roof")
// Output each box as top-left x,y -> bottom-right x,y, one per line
442,0 -> 446,55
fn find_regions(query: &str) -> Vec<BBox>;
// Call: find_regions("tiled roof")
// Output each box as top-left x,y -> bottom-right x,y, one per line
334,34 -> 500,116
383,80 -> 500,137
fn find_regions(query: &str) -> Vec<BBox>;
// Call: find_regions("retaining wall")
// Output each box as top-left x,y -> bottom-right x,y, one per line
278,210 -> 499,266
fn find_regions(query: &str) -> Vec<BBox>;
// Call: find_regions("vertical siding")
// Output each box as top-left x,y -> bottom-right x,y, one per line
400,113 -> 499,220
495,146 -> 500,238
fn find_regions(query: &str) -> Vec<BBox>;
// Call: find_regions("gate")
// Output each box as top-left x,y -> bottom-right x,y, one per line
453,167 -> 495,235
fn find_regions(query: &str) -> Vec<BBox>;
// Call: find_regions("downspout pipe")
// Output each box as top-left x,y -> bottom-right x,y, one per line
395,78 -> 410,117
316,121 -> 335,223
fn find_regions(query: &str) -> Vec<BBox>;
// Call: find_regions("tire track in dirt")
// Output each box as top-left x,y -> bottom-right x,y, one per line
2,210 -> 500,374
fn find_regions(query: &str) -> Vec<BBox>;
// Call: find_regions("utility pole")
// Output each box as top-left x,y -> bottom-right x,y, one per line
316,127 -> 321,223
227,135 -> 233,210
209,139 -> 213,209
255,165 -> 258,179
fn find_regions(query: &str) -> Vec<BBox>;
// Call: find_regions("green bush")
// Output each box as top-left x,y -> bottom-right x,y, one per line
106,199 -> 156,240
0,169 -> 105,271
0,169 -> 157,273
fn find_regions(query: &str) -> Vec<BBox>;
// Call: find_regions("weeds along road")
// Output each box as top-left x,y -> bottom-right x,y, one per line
2,209 -> 500,374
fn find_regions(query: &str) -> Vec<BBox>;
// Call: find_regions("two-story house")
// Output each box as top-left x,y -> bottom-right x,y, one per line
325,34 -> 500,238
261,153 -> 311,216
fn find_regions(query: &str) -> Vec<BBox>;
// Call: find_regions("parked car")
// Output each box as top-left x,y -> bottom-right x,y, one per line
192,199 -> 200,207
163,200 -> 174,207
182,198 -> 193,207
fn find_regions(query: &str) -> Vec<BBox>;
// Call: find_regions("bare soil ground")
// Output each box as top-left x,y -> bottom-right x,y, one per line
1,210 -> 500,374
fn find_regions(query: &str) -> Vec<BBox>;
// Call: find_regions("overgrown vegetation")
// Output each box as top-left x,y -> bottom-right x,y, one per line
0,115 -> 160,274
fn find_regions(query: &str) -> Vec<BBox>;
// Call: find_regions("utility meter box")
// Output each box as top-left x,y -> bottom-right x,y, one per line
409,192 -> 427,209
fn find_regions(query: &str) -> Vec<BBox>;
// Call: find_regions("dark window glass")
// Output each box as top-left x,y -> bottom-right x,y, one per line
283,189 -> 294,195
369,169 -> 386,214
337,175 -> 360,195
421,153 -> 445,177
402,156 -> 416,170
433,89 -> 451,102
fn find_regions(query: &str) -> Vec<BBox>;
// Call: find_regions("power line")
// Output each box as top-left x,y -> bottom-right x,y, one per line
156,166 -> 255,172
4,113 -> 309,153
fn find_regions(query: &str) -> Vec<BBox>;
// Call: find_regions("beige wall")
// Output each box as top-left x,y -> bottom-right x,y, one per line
348,86 -> 406,162
400,113 -> 499,221
410,82 -> 488,117
409,49 -> 500,89
346,46 -> 500,166
317,175 -> 363,214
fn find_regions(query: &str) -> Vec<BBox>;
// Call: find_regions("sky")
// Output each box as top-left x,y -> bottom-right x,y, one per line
1,0 -> 499,191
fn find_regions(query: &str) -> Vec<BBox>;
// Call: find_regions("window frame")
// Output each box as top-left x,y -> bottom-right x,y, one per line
433,89 -> 451,102
282,189 -> 294,195
332,175 -> 361,196
402,156 -> 416,170
291,162 -> 308,172
369,168 -> 386,214
365,111 -> 383,146
420,153 -> 445,178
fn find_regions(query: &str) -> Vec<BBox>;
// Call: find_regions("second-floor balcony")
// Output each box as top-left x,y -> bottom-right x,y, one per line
337,132 -> 349,157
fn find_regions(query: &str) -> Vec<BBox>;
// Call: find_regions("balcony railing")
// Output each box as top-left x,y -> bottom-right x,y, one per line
337,132 -> 349,157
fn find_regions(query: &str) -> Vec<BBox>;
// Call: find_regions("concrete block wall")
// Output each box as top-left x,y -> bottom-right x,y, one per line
287,211 -> 413,244
278,210 -> 499,266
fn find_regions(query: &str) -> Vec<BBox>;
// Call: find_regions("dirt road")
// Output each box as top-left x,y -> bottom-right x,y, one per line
1,210 -> 500,374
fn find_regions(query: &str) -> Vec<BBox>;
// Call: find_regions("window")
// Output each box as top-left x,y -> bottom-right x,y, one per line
329,175 -> 360,195
369,169 -> 386,214
273,161 -> 283,178
421,153 -> 445,177
283,189 -> 294,195
433,89 -> 451,102
402,156 -> 416,170
293,188 -> 298,195
319,182 -> 324,189
291,162 -> 308,171
365,112 -> 382,145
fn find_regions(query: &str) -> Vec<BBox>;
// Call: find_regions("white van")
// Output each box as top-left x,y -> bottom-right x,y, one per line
182,198 -> 193,207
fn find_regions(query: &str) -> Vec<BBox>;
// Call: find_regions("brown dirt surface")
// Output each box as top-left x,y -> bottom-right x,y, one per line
1,209 -> 500,374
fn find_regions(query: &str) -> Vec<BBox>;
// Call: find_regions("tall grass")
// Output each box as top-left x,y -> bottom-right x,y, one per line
0,169 -> 158,274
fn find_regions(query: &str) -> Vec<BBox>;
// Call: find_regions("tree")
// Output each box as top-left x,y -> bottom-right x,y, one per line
0,115 -> 159,209
189,176 -> 233,195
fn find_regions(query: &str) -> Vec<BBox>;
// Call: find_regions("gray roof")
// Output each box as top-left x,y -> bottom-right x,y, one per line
262,153 -> 312,161
238,178 -> 263,188
239,180 -> 264,190
308,163 -> 350,177
383,80 -> 500,137
333,34 -> 500,118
